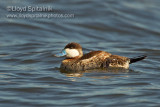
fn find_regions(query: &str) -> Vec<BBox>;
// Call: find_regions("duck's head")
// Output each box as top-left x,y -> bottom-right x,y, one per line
54,42 -> 83,58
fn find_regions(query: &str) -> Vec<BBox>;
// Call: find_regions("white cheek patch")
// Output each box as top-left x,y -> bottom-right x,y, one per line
65,48 -> 79,58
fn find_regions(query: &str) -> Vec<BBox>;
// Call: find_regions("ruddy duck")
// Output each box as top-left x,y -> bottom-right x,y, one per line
54,42 -> 146,71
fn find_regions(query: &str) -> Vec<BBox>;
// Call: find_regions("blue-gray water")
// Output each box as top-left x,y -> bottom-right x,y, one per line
0,0 -> 160,107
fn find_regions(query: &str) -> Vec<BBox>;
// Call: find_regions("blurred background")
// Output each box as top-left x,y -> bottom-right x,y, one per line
0,0 -> 160,107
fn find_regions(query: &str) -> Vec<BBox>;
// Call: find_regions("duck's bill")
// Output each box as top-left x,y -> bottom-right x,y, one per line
54,50 -> 66,57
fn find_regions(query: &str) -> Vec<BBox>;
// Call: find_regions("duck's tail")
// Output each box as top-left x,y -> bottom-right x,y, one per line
129,55 -> 147,64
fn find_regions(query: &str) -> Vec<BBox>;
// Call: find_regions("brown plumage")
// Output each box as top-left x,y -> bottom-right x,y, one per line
55,42 -> 147,71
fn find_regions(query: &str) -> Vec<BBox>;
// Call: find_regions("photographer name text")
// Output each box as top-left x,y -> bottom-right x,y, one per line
7,6 -> 53,12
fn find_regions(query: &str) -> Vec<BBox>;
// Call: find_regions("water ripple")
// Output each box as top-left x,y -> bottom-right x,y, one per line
0,0 -> 160,107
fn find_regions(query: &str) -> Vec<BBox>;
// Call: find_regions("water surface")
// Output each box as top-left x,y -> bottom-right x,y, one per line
0,0 -> 160,107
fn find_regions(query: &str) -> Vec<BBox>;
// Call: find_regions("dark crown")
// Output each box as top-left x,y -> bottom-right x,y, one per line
64,42 -> 82,49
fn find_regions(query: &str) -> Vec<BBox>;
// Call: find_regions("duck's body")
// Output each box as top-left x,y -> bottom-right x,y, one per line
55,42 -> 146,71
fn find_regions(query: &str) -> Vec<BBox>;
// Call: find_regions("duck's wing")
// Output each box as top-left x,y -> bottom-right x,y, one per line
104,55 -> 130,69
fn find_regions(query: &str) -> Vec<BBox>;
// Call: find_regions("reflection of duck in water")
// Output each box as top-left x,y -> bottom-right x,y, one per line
55,42 -> 146,71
